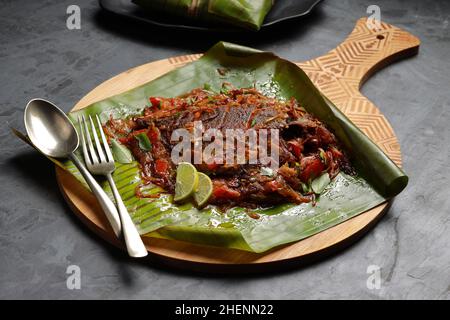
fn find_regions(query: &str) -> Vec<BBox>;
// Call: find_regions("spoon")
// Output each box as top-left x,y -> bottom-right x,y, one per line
24,98 -> 122,238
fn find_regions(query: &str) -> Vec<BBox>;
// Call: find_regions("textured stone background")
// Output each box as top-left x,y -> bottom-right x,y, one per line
0,0 -> 449,299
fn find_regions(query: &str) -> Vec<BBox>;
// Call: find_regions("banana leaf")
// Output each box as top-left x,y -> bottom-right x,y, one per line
15,42 -> 408,253
132,0 -> 273,31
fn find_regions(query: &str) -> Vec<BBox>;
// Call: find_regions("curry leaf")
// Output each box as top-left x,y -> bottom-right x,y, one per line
135,133 -> 152,152
311,173 -> 331,195
111,139 -> 133,164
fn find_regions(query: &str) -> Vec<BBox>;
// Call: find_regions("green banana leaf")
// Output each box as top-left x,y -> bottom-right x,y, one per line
133,0 -> 273,31
15,42 -> 408,253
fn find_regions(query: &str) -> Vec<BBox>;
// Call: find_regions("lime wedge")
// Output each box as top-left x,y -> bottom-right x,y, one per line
174,162 -> 199,202
193,172 -> 213,208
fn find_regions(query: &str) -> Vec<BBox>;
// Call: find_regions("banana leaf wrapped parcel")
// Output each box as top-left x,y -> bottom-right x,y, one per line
133,0 -> 274,30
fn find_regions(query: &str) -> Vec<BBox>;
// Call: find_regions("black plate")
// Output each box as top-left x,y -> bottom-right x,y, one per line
99,0 -> 323,32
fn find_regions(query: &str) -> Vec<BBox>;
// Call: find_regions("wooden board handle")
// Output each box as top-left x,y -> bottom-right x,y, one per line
297,18 -> 420,167
298,17 -> 420,89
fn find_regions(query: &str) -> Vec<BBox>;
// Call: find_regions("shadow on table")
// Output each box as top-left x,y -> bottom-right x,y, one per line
8,150 -> 142,285
92,5 -> 325,52
8,145 -> 391,281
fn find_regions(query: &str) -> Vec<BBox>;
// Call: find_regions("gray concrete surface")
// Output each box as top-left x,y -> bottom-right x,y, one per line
0,0 -> 449,299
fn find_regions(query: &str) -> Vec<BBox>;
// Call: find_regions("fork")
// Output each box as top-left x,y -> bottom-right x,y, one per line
79,114 -> 148,258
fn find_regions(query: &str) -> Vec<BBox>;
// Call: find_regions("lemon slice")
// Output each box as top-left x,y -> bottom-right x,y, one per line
174,162 -> 199,202
193,172 -> 213,208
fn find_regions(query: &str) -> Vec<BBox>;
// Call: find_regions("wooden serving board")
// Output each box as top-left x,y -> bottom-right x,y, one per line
56,18 -> 419,272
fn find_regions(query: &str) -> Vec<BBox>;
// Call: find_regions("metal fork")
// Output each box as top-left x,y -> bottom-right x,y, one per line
79,115 -> 148,258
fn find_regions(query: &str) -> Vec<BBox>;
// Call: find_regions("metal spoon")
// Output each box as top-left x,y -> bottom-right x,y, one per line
24,98 -> 122,239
